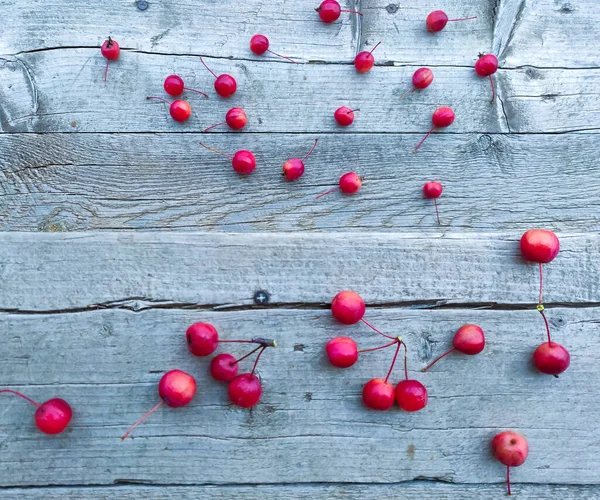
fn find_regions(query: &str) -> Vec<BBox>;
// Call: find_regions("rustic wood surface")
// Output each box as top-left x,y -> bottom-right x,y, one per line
1,0 -> 599,497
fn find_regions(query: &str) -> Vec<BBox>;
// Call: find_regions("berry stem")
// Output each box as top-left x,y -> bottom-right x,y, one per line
414,126 -> 435,153
399,87 -> 414,100
340,9 -> 363,16
0,389 -> 41,407
538,262 -> 544,306
433,198 -> 441,225
350,108 -> 360,113
184,87 -> 209,98
219,339 -> 260,344
401,341 -> 409,380
369,41 -> 382,55
421,347 -> 455,372
199,142 -> 233,159
250,346 -> 267,377
384,339 -> 402,383
203,121 -> 226,133
267,49 -> 298,64
447,16 -> 477,22
506,465 -> 511,496
104,61 -> 109,83
538,305 -> 552,345
489,74 -> 496,104
146,96 -> 171,105
358,339 -> 399,354
121,401 -> 163,440
360,318 -> 396,340
233,345 -> 263,366
316,187 -> 340,199
302,139 -> 319,161
199,57 -> 218,79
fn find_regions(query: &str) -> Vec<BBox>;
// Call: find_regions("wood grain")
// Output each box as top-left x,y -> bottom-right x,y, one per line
0,307 -> 597,487
1,133 -> 599,233
0,232 -> 597,312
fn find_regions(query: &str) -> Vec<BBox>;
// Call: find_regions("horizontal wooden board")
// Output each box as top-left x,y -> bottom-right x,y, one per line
2,483 -> 599,499
1,133 -> 599,233
0,232 -> 598,312
0,307 -> 597,487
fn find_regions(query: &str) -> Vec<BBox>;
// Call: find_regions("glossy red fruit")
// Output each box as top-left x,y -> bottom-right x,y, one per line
492,430 -> 529,495
200,57 -> 237,98
204,108 -> 247,132
363,378 -> 395,411
211,353 -> 239,382
34,398 -> 73,435
159,370 -> 197,407
163,75 -> 208,98
249,34 -> 297,63
395,380 -> 428,412
168,100 -> 192,122
317,0 -> 362,23
454,324 -> 485,355
413,107 -> 455,152
101,37 -> 120,82
326,336 -> 359,368
475,54 -> 499,103
354,42 -> 381,73
334,106 -> 357,126
317,172 -> 362,199
533,342 -> 570,375
413,68 -> 434,89
426,11 -> 477,33
331,290 -> 366,324
423,181 -> 442,199
228,374 -> 262,408
520,230 -> 560,264
232,150 -> 256,175
186,322 -> 219,356
282,139 -> 318,181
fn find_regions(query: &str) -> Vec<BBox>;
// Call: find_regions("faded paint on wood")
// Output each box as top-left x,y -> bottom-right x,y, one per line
1,133 -> 599,232
0,307 -> 597,486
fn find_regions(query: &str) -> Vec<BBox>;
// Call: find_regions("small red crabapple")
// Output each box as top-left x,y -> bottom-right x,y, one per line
146,96 -> 192,122
199,57 -> 237,98
520,229 -> 560,305
0,390 -> 72,435
250,34 -> 297,64
475,54 -> 499,103
413,107 -> 455,152
163,75 -> 208,98
354,41 -> 381,73
203,108 -> 247,133
426,11 -> 477,33
331,290 -> 365,324
492,431 -> 529,495
316,172 -> 362,199
423,181 -> 443,225
186,322 -> 219,356
282,139 -> 318,181
316,0 -> 363,23
200,142 -> 257,175
228,344 -> 273,408
326,336 -> 359,368
421,324 -> 485,371
100,36 -> 120,82
395,379 -> 428,412
334,106 -> 359,127
400,68 -> 434,100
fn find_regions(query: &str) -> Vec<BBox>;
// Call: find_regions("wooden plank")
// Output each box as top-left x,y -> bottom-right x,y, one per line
0,307 -> 597,486
2,483 -> 600,499
0,232 -> 598,312
1,133 -> 600,233
0,0 -> 358,62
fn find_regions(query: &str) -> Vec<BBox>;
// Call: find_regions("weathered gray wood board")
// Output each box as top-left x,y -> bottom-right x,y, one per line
2,49 -> 599,133
0,306 -> 597,487
1,132 -> 599,232
0,233 -> 598,311
2,483 -> 600,500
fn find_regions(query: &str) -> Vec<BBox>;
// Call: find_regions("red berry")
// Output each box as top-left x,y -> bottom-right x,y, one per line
326,336 -> 358,368
492,431 -> 529,467
331,290 -> 365,324
533,342 -> 570,375
250,34 -> 269,54
414,107 -> 455,153
163,75 -> 208,98
362,378 -> 395,411
228,374 -> 262,408
226,108 -> 247,129
395,380 -> 428,412
475,54 -> 499,76
159,370 -> 197,407
169,100 -> 192,122
339,172 -> 362,194
520,229 -> 560,264
317,0 -> 362,23
334,106 -> 357,126
413,68 -> 434,89
453,324 -> 485,355
101,37 -> 120,60
282,139 -> 318,181
186,322 -> 219,356
211,353 -> 239,382
354,42 -> 381,73
232,150 -> 256,175
423,181 -> 442,199
200,57 -> 237,98
426,11 -> 476,33
34,399 -> 72,435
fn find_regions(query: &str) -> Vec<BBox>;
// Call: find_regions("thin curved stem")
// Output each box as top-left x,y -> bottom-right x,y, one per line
302,139 -> 319,161
538,263 -> 544,306
104,61 -> 109,82
506,465 -> 511,496
414,126 -> 435,153
384,340 -> 402,383
350,108 -> 360,113
121,401 -> 163,440
184,87 -> 208,98
233,345 -> 263,366
421,347 -> 455,372
489,74 -> 496,104
267,49 -> 298,64
199,142 -> 233,159
219,339 -> 259,344
447,16 -> 477,21
340,9 -> 363,16
433,198 -> 440,225
203,121 -> 226,133
538,306 -> 552,345
250,346 -> 267,377
146,96 -> 170,105
0,389 -> 41,407
369,41 -> 382,55
399,87 -> 414,100
358,339 -> 398,354
199,57 -> 218,79
316,187 -> 340,199
360,318 -> 396,340
401,341 -> 408,380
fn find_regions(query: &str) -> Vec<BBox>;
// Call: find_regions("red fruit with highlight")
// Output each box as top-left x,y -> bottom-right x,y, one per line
395,380 -> 428,412
326,336 -> 359,368
282,139 -> 318,181
400,68 -> 434,100
422,324 -> 485,372
211,353 -> 239,382
163,75 -> 208,98
363,378 -> 395,411
316,172 -> 362,199
228,374 -> 262,408
475,54 -> 499,103
331,290 -> 366,324
492,430 -> 529,495
1,390 -> 72,435
423,181 -> 442,199
520,230 -> 560,264
186,322 -> 219,356
317,0 -> 362,23
200,57 -> 237,98
204,108 -> 247,132
200,143 -> 256,175
146,96 -> 192,122
413,107 -> 455,152
354,42 -> 381,73
426,11 -> 477,33
334,106 -> 358,126
533,342 -> 570,375
101,37 -> 120,82
250,34 -> 297,63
